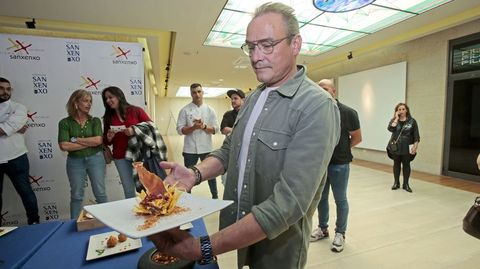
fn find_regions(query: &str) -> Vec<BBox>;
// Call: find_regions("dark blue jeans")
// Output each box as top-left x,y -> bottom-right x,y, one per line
183,152 -> 218,199
0,153 -> 39,225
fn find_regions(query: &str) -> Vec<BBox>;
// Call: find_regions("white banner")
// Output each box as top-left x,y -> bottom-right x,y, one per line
0,34 -> 145,225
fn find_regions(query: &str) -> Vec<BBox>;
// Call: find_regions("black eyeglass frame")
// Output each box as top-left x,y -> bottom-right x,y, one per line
240,34 -> 296,56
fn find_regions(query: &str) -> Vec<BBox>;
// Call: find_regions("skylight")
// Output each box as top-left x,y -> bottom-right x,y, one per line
204,0 -> 452,56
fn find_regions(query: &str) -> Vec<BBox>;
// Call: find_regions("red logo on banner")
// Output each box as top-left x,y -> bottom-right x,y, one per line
112,45 -> 131,59
80,76 -> 101,90
27,112 -> 37,122
7,38 -> 32,54
29,175 -> 43,186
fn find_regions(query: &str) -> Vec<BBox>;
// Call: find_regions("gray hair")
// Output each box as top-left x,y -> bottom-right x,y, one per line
253,2 -> 299,41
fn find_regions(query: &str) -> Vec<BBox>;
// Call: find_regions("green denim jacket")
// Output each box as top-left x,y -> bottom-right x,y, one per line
210,66 -> 340,269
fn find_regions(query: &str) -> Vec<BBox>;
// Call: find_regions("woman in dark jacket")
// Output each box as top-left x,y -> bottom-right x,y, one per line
387,103 -> 420,192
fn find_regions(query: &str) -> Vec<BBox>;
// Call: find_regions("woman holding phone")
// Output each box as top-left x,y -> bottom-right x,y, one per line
387,103 -> 420,192
101,86 -> 151,198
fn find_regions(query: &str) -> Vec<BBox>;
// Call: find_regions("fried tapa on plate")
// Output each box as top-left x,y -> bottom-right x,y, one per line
132,162 -> 182,216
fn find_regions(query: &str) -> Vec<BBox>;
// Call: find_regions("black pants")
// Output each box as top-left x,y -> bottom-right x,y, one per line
392,154 -> 411,184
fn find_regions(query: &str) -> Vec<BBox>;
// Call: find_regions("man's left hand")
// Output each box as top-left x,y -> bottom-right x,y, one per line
160,161 -> 196,192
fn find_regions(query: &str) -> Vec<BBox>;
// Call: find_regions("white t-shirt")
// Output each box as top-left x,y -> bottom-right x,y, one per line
237,87 -> 277,202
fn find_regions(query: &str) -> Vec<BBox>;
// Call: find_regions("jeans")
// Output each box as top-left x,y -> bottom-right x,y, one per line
114,158 -> 136,199
183,152 -> 218,199
66,151 -> 107,219
317,163 -> 350,234
0,153 -> 39,225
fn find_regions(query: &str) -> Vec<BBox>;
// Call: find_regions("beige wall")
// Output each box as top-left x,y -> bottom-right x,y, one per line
153,96 -> 231,163
308,19 -> 480,175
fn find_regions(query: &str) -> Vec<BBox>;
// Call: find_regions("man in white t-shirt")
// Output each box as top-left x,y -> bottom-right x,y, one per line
0,77 -> 39,225
176,83 -> 219,198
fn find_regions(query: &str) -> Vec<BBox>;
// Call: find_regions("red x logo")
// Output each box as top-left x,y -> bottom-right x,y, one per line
112,45 -> 131,59
8,38 -> 32,54
27,112 -> 37,122
29,175 -> 43,186
81,76 -> 101,90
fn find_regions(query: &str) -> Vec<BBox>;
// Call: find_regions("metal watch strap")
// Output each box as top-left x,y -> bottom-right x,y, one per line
198,235 -> 214,265
190,166 -> 202,185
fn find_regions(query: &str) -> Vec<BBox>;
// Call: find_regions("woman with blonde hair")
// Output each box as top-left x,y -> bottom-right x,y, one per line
58,89 -> 108,219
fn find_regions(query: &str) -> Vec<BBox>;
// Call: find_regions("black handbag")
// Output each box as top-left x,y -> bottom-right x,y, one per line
463,196 -> 480,239
386,123 -> 406,159
387,140 -> 398,153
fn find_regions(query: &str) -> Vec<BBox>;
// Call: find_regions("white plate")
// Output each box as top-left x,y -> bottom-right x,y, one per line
84,193 -> 233,238
0,226 -> 17,237
86,231 -> 142,261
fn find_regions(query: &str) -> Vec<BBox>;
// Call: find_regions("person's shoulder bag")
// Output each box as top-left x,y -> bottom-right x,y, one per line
386,122 -> 407,159
463,196 -> 480,240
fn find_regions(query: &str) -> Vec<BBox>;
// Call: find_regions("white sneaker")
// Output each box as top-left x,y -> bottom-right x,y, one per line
310,227 -> 329,242
331,233 -> 345,252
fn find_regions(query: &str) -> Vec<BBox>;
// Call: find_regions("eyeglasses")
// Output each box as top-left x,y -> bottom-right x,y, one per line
241,34 -> 295,56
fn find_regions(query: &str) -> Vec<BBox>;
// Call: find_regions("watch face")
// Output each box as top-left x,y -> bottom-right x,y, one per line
70,137 -> 77,143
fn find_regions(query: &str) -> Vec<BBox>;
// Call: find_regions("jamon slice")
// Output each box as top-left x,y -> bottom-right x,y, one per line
133,162 -> 167,196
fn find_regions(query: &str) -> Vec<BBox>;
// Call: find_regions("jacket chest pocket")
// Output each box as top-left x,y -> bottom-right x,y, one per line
258,129 -> 291,151
257,130 -> 291,173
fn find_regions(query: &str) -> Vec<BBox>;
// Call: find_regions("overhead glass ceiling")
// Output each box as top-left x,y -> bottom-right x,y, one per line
204,0 -> 453,56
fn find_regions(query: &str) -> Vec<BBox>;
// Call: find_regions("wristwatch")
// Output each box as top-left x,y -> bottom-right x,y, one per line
197,236 -> 215,265
203,124 -> 207,130
70,137 -> 77,143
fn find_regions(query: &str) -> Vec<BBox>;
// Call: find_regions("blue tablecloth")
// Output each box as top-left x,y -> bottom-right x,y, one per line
21,219 -> 218,269
0,221 -> 62,269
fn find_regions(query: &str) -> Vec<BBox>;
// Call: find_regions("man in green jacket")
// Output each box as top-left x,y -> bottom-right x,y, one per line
151,2 -> 340,268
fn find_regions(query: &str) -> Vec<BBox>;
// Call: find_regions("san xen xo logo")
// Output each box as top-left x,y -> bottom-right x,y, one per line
111,45 -> 137,65
7,38 -> 41,61
38,140 -> 54,160
32,74 -> 48,94
66,42 -> 80,62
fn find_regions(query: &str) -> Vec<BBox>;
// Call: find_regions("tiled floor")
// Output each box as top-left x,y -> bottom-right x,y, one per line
192,163 -> 480,269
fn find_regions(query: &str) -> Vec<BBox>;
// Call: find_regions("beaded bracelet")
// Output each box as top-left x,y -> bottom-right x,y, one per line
190,166 -> 203,186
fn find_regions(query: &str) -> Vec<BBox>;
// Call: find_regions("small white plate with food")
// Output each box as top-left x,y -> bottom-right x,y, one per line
86,231 -> 142,261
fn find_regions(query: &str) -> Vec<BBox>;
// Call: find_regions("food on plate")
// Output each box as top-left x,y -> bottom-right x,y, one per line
132,162 -> 186,230
118,233 -> 127,242
106,235 -> 118,248
152,251 -> 180,265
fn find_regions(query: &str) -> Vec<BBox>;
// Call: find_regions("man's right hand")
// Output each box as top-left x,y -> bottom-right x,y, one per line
159,161 -> 196,192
